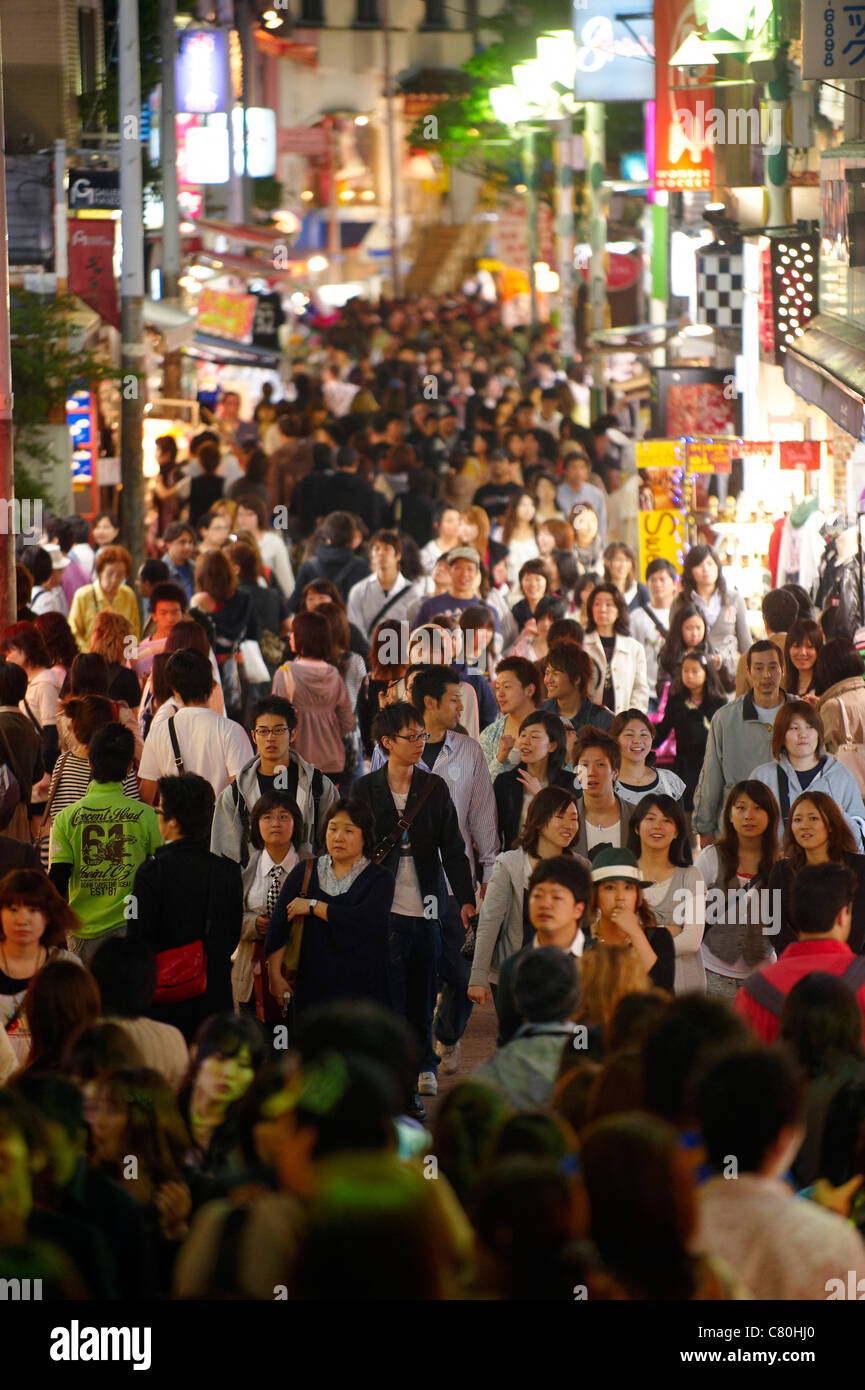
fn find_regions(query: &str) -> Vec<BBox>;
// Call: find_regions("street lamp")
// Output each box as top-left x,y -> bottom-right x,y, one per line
490,84 -> 540,325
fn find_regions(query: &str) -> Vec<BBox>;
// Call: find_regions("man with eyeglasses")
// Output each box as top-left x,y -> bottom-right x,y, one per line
211,695 -> 337,865
354,700 -> 477,1111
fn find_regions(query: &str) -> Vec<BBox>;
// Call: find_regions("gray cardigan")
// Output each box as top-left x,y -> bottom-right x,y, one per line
470,849 -> 530,988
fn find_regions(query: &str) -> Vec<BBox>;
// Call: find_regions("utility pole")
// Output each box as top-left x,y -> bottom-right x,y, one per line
160,0 -> 182,402
525,128 -> 538,328
118,0 -> 146,585
554,116 -> 576,362
381,0 -> 400,297
0,22 -> 14,627
584,101 -> 607,416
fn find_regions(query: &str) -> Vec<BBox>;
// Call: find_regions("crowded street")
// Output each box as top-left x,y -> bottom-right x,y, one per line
2,0 -> 865,1351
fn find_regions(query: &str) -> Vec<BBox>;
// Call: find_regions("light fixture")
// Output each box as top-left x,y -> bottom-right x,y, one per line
360,189 -> 376,201
511,61 -> 549,110
682,323 -> 714,336
514,183 -> 527,194
300,190 -> 314,201
536,31 -> 578,88
669,33 -> 719,66
489,84 -> 532,125
308,256 -> 328,273
261,8 -> 283,29
354,115 -> 369,126
338,189 -> 356,201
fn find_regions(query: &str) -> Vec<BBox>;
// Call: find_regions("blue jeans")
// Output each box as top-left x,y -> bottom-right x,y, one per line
434,895 -> 473,1048
387,913 -> 442,1074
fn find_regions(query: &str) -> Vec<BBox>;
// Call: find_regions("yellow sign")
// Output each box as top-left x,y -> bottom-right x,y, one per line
636,439 -> 685,468
639,509 -> 686,581
687,440 -> 733,473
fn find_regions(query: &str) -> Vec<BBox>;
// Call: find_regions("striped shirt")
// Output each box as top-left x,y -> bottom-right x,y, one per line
370,729 -> 498,883
39,752 -> 140,869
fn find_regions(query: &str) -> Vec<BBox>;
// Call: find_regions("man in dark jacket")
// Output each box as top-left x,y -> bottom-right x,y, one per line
128,773 -> 243,1041
353,701 -> 476,1107
287,511 -> 370,610
327,446 -> 384,533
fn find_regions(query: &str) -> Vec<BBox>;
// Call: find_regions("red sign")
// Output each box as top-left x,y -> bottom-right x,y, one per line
654,0 -> 713,192
68,220 -> 119,329
579,251 -> 642,292
687,440 -> 733,473
779,441 -> 821,471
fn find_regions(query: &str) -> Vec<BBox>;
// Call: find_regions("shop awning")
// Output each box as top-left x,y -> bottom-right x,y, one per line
187,333 -> 281,368
291,213 -> 373,252
784,314 -> 865,442
144,298 -> 196,351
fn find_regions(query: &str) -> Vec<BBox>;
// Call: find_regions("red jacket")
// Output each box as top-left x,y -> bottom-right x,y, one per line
734,939 -> 865,1044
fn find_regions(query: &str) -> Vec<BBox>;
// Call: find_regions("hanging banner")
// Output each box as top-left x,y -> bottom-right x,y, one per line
639,509 -> 687,580
68,220 -> 119,329
654,0 -> 714,191
636,439 -> 685,468
687,440 -> 733,472
779,440 -> 822,470
196,288 -> 257,341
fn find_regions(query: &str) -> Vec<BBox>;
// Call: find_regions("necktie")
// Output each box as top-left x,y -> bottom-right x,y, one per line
266,865 -> 284,917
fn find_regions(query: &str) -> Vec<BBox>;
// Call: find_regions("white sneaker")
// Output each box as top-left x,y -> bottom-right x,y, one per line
434,1039 -> 461,1075
417,1070 -> 438,1096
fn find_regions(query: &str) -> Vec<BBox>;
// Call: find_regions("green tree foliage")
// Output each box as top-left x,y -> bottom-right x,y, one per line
11,293 -> 118,505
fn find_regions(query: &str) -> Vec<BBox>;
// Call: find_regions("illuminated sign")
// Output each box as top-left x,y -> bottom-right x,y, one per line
573,0 -> 655,101
176,28 -> 228,116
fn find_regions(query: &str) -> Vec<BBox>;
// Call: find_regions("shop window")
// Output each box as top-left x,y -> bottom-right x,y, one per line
847,170 -> 865,269
421,0 -> 449,27
299,0 -> 325,24
355,0 -> 380,24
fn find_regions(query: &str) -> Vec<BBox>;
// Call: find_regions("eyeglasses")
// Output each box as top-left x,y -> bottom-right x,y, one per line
396,731 -> 430,743
253,726 -> 289,737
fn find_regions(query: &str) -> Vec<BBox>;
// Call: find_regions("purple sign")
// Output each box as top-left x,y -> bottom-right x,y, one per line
176,29 -> 228,116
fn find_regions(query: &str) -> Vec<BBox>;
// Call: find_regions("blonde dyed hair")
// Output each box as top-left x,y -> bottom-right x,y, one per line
90,610 -> 133,665
576,944 -> 650,1029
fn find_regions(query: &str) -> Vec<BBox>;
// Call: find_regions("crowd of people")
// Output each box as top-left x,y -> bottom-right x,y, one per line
3,289 -> 865,1301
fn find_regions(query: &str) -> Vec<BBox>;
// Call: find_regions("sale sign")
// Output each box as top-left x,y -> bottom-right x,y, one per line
687,440 -> 733,473
779,440 -> 822,470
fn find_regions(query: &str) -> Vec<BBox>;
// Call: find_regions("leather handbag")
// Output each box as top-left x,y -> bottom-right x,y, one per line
281,857 -> 315,982
153,876 -> 211,1004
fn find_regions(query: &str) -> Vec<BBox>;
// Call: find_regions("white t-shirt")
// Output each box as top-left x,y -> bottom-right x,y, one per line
138,705 -> 253,795
584,819 -> 622,851
390,790 -> 425,918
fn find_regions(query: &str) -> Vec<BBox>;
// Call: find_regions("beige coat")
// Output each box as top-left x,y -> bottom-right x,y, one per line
817,675 -> 865,753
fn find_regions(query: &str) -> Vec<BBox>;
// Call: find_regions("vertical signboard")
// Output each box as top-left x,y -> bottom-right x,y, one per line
655,0 -> 714,191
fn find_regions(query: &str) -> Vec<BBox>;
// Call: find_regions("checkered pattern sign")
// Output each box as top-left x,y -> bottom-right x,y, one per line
696,244 -> 744,329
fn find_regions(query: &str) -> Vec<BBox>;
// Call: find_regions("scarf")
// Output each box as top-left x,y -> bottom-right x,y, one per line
317,853 -> 370,897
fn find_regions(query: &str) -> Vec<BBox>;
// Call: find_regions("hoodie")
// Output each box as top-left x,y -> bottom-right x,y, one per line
272,659 -> 355,774
288,546 -> 370,610
210,751 -> 337,863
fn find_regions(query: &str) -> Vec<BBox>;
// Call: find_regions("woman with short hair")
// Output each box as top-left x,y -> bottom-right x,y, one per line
752,700 -> 865,844
68,544 -> 140,650
265,797 -> 395,1013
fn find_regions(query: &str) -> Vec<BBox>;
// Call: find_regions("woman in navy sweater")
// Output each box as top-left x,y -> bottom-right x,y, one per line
265,797 -> 394,1013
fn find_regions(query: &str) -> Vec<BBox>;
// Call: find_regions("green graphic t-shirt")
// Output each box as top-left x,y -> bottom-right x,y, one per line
50,782 -> 162,938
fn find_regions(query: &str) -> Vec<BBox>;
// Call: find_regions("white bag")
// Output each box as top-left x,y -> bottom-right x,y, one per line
239,639 -> 270,685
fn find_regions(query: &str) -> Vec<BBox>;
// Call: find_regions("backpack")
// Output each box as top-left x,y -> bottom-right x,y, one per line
231,765 -> 325,866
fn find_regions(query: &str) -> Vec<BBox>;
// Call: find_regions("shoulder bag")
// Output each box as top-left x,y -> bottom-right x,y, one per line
35,751 -> 70,858
153,870 -> 211,1004
370,772 -> 438,865
0,722 -> 21,831
167,715 -> 185,773
834,700 -> 865,798
281,857 -> 314,983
